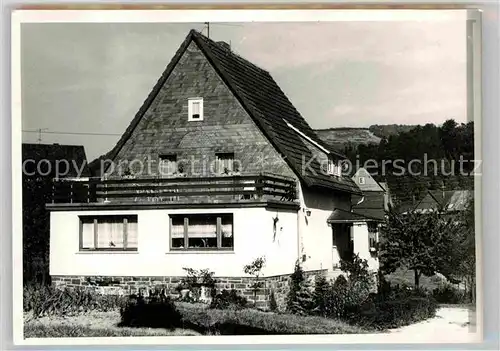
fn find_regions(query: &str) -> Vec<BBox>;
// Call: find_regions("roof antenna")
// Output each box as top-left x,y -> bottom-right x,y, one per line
37,128 -> 48,143
204,22 -> 210,38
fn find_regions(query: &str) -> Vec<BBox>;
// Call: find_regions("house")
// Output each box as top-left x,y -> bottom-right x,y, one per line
323,167 -> 390,273
47,30 -> 376,307
22,143 -> 89,284
414,190 -> 473,214
351,167 -> 392,218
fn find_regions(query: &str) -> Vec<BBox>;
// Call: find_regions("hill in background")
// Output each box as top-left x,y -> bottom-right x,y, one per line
315,124 -> 417,150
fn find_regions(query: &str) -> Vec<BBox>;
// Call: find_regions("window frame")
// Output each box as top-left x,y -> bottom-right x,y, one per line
159,154 -> 178,177
215,152 -> 236,174
188,97 -> 204,121
79,215 -> 138,252
169,213 -> 234,251
327,157 -> 341,177
358,177 -> 365,184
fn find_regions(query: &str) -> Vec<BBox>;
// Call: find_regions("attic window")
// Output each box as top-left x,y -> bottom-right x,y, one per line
327,157 -> 341,177
188,98 -> 203,121
359,177 -> 365,184
215,153 -> 235,174
159,154 -> 177,176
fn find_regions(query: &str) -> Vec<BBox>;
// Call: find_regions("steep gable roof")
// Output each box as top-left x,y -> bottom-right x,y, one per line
352,167 -> 385,192
351,191 -> 386,220
103,30 -> 360,195
415,190 -> 472,212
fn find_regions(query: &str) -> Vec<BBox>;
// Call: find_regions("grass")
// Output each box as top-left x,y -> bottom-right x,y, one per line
176,302 -> 368,335
24,302 -> 368,338
24,310 -> 201,338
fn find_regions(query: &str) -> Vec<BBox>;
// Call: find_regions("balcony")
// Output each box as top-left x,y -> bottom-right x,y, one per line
49,173 -> 299,209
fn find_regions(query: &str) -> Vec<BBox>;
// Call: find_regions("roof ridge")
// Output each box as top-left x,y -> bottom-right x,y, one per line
98,29 -> 361,194
190,30 -> 271,75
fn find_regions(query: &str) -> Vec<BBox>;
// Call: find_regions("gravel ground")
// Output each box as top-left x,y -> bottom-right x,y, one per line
384,306 -> 479,343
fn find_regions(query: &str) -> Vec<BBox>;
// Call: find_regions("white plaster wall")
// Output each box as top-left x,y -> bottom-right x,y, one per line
297,184 -> 351,272
50,207 -> 298,278
351,222 -> 379,271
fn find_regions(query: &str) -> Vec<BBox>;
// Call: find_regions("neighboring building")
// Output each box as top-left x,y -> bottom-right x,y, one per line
47,30 -> 377,307
414,190 -> 473,214
22,143 -> 89,284
351,167 -> 392,219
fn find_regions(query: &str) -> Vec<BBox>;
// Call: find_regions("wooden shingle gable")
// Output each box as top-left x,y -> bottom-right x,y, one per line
103,29 -> 360,194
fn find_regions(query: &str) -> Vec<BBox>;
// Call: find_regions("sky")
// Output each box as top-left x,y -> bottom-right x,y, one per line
21,15 -> 467,161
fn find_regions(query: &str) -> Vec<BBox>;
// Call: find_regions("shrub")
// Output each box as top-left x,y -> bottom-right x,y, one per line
268,290 -> 278,312
243,256 -> 266,307
286,261 -> 314,315
210,289 -> 248,310
178,268 -> 216,302
119,288 -> 182,329
432,283 -> 468,304
312,273 -> 330,316
24,283 -> 127,317
355,295 -> 437,330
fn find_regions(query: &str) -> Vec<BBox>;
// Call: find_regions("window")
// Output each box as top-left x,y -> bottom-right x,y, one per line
188,98 -> 203,121
215,153 -> 235,174
359,177 -> 365,184
159,154 -> 177,176
79,215 -> 138,251
368,223 -> 378,248
170,214 -> 233,250
327,157 -> 341,177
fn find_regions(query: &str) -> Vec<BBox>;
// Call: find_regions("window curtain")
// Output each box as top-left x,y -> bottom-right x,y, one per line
81,220 -> 94,249
221,218 -> 233,238
127,219 -> 138,248
171,221 -> 184,239
192,101 -> 200,116
216,154 -> 234,174
187,216 -> 217,238
160,157 -> 177,175
97,218 -> 124,248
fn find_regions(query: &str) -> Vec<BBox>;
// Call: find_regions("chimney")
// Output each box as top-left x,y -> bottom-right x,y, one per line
217,41 -> 231,51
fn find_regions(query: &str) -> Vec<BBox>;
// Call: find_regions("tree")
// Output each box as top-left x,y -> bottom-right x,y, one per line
379,208 -> 455,288
439,197 -> 476,302
286,261 -> 314,315
243,256 -> 266,307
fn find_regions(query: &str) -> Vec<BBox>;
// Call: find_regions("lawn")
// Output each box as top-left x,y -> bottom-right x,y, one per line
24,302 -> 368,338
24,310 -> 201,337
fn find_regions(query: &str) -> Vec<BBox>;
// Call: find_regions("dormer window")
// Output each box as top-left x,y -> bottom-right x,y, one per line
188,98 -> 203,121
327,157 -> 341,177
359,177 -> 365,184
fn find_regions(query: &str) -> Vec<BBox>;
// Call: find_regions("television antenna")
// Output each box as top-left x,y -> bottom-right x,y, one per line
36,128 -> 49,143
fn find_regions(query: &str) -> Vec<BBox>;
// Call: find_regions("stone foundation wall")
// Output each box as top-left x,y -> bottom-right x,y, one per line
51,269 -> 327,310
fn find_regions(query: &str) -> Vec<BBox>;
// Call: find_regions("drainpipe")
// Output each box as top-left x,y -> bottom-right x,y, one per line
352,196 -> 365,210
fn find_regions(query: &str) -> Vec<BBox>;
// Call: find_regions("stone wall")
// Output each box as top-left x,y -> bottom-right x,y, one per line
52,269 -> 327,310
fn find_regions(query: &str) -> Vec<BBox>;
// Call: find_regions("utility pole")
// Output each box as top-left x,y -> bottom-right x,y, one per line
37,128 -> 48,143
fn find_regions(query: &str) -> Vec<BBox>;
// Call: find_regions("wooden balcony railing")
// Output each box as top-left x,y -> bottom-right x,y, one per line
51,173 -> 298,204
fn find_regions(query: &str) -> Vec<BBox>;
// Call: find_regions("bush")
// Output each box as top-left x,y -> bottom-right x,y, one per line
432,283 -> 468,304
286,261 -> 314,315
269,290 -> 278,312
355,295 -> 437,330
177,268 -> 216,302
24,283 -> 127,317
210,289 -> 248,310
119,288 -> 182,329
312,273 -> 330,316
